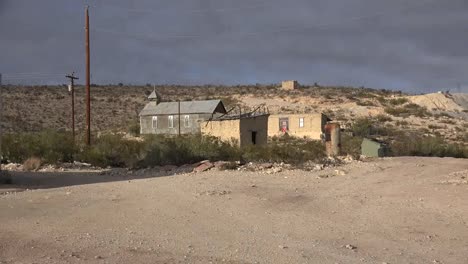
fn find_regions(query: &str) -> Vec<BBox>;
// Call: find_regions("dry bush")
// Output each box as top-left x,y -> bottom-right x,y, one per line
23,157 -> 42,171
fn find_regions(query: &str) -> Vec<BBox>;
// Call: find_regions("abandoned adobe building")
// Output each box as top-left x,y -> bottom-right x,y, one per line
201,112 -> 269,147
139,90 -> 227,135
139,90 -> 339,152
268,113 -> 328,140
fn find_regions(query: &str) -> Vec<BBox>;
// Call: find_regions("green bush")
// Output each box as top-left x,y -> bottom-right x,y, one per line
242,136 -> 325,164
127,122 -> 141,137
79,134 -> 145,168
2,130 -> 75,164
384,104 -> 430,118
341,134 -> 363,159
388,97 -> 409,106
390,134 -> 467,158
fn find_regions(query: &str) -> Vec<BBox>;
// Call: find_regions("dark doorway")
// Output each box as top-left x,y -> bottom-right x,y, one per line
251,131 -> 257,145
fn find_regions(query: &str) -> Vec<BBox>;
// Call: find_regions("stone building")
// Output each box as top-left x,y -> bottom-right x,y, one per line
139,91 -> 227,135
268,113 -> 328,140
281,80 -> 299,90
201,114 -> 269,147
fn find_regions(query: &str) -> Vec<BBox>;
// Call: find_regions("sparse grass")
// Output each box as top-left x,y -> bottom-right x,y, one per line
388,98 -> 409,106
396,120 -> 409,126
428,124 -> 443,130
375,114 -> 392,122
384,103 -> 431,118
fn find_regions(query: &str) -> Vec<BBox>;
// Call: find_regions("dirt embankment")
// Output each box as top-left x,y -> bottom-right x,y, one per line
1,157 -> 467,264
409,93 -> 466,112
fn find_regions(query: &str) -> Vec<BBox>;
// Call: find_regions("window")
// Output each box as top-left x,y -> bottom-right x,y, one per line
279,117 -> 289,132
152,116 -> 158,129
184,115 -> 190,127
168,115 -> 174,128
299,117 -> 304,128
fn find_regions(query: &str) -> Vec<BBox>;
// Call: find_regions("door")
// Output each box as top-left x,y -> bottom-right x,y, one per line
251,131 -> 257,145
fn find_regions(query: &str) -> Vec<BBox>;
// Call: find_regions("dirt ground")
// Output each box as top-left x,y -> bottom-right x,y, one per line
1,157 -> 468,264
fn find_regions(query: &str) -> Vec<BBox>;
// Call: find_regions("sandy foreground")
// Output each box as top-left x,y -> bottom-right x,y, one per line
1,157 -> 467,264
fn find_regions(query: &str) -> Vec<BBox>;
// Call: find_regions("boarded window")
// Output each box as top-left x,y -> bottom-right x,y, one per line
152,116 -> 158,129
168,115 -> 174,128
299,117 -> 304,128
184,115 -> 190,127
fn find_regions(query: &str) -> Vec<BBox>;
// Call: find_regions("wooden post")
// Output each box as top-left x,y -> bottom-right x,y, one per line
178,101 -> 181,136
66,73 -> 79,142
85,6 -> 91,145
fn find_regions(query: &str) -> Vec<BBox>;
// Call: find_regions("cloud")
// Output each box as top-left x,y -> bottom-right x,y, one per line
1,0 -> 467,93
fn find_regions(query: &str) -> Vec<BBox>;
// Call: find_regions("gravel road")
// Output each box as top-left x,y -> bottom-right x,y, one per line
1,157 -> 467,264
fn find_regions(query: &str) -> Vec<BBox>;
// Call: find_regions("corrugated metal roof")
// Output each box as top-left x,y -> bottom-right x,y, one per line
139,100 -> 226,116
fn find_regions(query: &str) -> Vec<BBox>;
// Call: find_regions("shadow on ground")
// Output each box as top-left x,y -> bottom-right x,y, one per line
0,168 -> 187,191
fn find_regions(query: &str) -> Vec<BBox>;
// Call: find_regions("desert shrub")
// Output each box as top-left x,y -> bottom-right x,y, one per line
440,119 -> 456,125
434,112 -> 452,119
79,134 -> 145,168
243,136 -> 325,164
377,97 -> 387,105
375,114 -> 392,122
390,134 -> 467,158
384,104 -> 430,118
428,124 -> 443,130
127,122 -> 141,137
395,120 -> 409,126
388,97 -> 409,106
341,134 -> 362,159
140,135 -> 240,167
23,157 -> 42,171
356,100 -> 376,107
351,118 -> 373,137
1,131 -> 75,164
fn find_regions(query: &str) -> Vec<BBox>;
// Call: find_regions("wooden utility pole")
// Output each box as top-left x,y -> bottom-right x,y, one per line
178,101 -> 181,136
66,73 -> 79,141
85,6 -> 91,145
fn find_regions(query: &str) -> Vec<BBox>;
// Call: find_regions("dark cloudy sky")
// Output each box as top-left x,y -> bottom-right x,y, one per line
1,0 -> 467,93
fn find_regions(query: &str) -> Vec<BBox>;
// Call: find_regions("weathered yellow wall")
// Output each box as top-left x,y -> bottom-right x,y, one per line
268,114 -> 325,139
201,119 -> 241,144
201,115 -> 269,147
281,80 -> 298,90
239,115 -> 269,146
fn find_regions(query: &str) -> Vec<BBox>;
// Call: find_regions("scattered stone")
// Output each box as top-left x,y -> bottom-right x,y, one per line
193,162 -> 214,173
259,163 -> 273,169
278,245 -> 288,249
335,170 -> 347,176
94,255 -> 102,259
345,244 -> 357,250
161,165 -> 178,172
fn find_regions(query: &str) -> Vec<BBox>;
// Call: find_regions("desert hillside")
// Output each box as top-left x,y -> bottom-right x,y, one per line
1,84 -> 467,143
